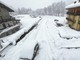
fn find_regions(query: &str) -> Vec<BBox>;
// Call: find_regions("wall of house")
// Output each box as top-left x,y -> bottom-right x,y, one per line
0,7 -> 10,20
0,24 -> 4,30
67,12 -> 80,30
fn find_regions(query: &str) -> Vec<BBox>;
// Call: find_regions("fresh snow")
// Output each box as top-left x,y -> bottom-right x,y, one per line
0,15 -> 80,60
66,2 -> 80,9
0,1 -> 14,11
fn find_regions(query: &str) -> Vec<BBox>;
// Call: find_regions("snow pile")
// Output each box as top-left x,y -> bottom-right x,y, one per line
19,15 -> 40,28
0,1 -> 14,11
14,15 -> 25,19
60,39 -> 80,47
58,26 -> 80,38
58,49 -> 80,60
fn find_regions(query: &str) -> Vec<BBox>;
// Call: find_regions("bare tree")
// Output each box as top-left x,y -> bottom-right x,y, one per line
12,1 -> 66,17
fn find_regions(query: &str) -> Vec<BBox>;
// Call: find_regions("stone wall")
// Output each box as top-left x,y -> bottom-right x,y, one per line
0,6 -> 20,38
0,7 -> 10,20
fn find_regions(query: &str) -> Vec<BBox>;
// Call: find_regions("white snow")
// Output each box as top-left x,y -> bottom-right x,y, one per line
1,15 -> 80,60
0,1 -> 14,11
66,2 -> 80,9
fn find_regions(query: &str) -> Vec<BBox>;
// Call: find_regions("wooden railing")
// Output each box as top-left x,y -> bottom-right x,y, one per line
67,12 -> 80,15
0,17 -> 19,24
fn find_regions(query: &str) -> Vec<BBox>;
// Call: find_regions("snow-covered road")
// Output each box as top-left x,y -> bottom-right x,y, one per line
1,15 -> 80,60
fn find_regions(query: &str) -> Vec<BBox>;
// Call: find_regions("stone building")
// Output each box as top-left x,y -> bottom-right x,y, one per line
0,1 -> 20,38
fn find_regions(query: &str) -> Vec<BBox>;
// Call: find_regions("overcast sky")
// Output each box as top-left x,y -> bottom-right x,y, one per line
0,0 -> 74,10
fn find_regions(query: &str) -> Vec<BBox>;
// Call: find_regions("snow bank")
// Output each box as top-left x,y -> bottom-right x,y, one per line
58,26 -> 80,38
60,49 -> 80,60
20,15 -> 40,28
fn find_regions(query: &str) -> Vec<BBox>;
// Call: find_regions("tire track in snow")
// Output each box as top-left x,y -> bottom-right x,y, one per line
45,19 -> 65,60
43,19 -> 56,60
32,17 -> 54,60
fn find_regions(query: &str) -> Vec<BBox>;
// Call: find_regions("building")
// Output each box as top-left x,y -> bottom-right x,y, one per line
0,1 -> 20,38
66,0 -> 80,30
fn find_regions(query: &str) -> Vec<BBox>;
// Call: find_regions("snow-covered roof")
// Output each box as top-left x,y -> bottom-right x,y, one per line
0,1 -> 14,12
66,2 -> 80,9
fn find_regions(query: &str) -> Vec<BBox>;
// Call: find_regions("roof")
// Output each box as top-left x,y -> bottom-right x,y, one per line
0,1 -> 14,12
66,2 -> 80,9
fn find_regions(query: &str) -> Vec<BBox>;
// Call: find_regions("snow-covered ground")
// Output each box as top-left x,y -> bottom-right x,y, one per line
1,15 -> 80,60
0,15 -> 40,59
